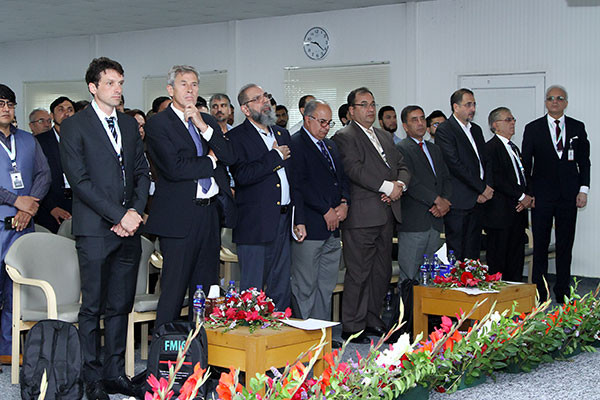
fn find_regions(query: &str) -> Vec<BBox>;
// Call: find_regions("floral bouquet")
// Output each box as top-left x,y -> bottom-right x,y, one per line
433,259 -> 505,291
206,287 -> 291,333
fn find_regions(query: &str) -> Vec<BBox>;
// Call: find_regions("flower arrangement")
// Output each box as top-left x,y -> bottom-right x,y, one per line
433,259 -> 505,291
206,287 -> 292,333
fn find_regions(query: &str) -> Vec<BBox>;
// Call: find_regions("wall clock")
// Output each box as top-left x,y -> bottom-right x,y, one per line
303,27 -> 329,60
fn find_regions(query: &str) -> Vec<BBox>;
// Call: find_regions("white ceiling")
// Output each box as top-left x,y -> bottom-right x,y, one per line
1,0 -> 410,45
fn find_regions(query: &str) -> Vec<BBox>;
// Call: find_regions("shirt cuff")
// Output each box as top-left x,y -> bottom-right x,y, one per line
579,186 -> 589,194
199,125 -> 213,141
207,154 -> 217,169
274,148 -> 284,159
518,193 -> 525,202
380,180 -> 394,196
397,180 -> 407,191
6,192 -> 18,206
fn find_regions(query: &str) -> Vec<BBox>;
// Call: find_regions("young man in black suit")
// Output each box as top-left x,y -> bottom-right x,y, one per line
522,85 -> 591,302
60,57 -> 150,400
484,107 -> 533,282
144,65 -> 235,329
436,88 -> 493,261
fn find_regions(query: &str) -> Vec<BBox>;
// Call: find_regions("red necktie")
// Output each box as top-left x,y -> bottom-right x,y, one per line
419,141 -> 425,153
555,119 -> 563,152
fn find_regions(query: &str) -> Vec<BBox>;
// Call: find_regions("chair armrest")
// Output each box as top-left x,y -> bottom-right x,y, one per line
150,251 -> 163,269
5,264 -> 58,319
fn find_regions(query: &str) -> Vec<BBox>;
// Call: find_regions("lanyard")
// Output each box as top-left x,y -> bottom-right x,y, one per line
0,135 -> 18,170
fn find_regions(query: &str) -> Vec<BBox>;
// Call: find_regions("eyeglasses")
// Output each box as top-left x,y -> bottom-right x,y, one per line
309,115 -> 335,128
353,102 -> 378,109
546,96 -> 566,102
0,100 -> 16,110
31,118 -> 52,125
432,122 -> 442,128
498,117 -> 516,123
244,92 -> 272,106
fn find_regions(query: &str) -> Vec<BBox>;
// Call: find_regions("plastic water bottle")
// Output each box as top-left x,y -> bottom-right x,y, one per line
419,254 -> 430,286
432,255 -> 443,280
384,290 -> 393,312
226,280 -> 236,300
448,250 -> 457,267
192,285 -> 206,324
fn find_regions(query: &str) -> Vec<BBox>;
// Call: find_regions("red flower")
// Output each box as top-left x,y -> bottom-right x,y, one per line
216,367 -> 243,400
460,271 -> 474,285
245,310 -> 259,322
441,316 -> 452,333
178,363 -> 206,400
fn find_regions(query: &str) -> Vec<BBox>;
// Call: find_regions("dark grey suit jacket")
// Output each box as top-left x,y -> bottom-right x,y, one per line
332,121 -> 410,228
60,106 -> 150,236
396,137 -> 451,232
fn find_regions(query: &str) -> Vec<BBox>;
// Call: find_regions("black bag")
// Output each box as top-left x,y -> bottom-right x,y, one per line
20,319 -> 83,400
386,279 -> 419,343
145,321 -> 208,399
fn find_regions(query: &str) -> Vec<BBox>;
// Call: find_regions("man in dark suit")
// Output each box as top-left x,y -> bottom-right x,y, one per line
289,100 -> 350,320
229,84 -> 299,311
396,105 -> 451,280
144,65 -> 235,328
60,57 -> 149,400
436,88 -> 493,261
332,87 -> 410,343
35,96 -> 76,232
484,107 -> 533,282
522,85 -> 590,302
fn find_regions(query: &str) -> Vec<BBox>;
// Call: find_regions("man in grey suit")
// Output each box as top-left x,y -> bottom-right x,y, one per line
396,106 -> 452,279
333,87 -> 410,343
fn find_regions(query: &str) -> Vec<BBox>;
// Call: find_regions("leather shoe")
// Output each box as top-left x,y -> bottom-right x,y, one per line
365,326 -> 386,337
85,381 -> 109,400
103,375 -> 136,396
0,354 -> 22,365
341,331 -> 371,344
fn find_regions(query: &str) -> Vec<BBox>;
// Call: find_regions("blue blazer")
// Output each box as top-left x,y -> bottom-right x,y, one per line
290,128 -> 350,240
228,119 -> 299,244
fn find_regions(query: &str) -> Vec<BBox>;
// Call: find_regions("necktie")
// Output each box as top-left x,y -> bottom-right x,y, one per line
508,141 -> 527,187
106,117 -> 119,144
317,140 -> 335,172
419,141 -> 436,176
106,117 -> 126,202
188,120 -> 211,194
419,141 -> 425,153
555,119 -> 563,152
366,128 -> 388,164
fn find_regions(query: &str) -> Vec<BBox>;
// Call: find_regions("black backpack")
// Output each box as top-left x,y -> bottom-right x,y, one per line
20,319 -> 83,400
385,279 -> 419,343
145,321 -> 208,399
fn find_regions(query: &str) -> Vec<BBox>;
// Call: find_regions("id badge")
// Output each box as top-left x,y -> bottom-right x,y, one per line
568,149 -> 575,161
10,171 -> 24,189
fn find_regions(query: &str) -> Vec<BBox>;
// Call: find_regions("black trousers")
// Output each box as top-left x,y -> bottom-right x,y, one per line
76,233 -> 141,383
155,202 -> 220,329
443,205 -> 483,262
485,211 -> 527,282
532,202 -> 577,302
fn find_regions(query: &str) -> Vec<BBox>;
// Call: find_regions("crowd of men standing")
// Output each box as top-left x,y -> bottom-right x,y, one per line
0,55 -> 590,398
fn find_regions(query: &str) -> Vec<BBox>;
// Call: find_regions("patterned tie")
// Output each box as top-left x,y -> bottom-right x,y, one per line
555,119 -> 563,152
366,128 -> 388,164
317,140 -> 335,172
187,120 -> 211,194
106,117 -> 126,202
508,140 -> 527,187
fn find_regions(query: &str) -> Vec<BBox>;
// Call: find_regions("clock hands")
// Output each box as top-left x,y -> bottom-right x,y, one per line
303,41 -> 325,51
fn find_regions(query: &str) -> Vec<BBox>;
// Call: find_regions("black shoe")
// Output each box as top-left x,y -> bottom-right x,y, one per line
85,381 -> 109,400
341,331 -> 371,344
365,326 -> 386,337
103,375 -> 136,396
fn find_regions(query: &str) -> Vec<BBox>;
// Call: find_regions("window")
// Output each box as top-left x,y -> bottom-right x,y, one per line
283,63 -> 390,134
22,80 -> 89,122
142,70 -> 228,112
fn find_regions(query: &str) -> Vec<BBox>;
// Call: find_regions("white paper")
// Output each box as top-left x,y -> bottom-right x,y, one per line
208,285 -> 221,298
434,243 -> 448,265
282,318 -> 340,330
450,287 -> 500,295
291,206 -> 299,240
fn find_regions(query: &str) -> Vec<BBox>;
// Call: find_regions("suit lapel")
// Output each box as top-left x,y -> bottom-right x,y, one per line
166,107 -> 198,151
301,130 -> 335,177
85,107 -> 120,164
493,136 -> 519,185
352,122 -> 389,169
449,116 -> 480,163
408,138 -> 436,178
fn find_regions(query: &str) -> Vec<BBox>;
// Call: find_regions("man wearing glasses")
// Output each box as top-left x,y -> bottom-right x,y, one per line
426,110 -> 447,142
229,84 -> 299,311
332,87 -> 410,343
28,108 -> 52,135
522,85 -> 590,303
289,100 -> 349,321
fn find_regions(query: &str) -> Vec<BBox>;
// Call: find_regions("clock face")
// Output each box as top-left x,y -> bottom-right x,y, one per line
303,27 -> 329,60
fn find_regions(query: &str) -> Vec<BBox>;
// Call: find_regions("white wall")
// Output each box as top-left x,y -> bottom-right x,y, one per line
1,0 -> 598,276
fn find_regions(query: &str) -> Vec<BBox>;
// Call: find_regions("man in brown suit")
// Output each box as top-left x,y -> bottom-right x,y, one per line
333,87 -> 410,343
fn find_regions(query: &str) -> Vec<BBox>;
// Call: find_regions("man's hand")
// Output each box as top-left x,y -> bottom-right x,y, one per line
118,209 -> 143,235
14,195 -> 40,215
294,224 -> 307,242
272,142 -> 291,160
50,207 -> 72,225
516,194 -> 534,212
476,194 -> 489,204
323,208 -> 339,231
208,148 -> 218,162
12,211 -> 32,232
482,185 -> 494,200
184,104 -> 208,133
334,202 -> 348,222
429,205 -> 442,218
389,181 -> 404,201
576,192 -> 588,208
381,194 -> 391,204
111,223 -> 131,237
433,196 -> 451,216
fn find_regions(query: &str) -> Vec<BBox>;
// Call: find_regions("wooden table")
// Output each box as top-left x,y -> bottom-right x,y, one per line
205,324 -> 332,392
413,283 -> 536,338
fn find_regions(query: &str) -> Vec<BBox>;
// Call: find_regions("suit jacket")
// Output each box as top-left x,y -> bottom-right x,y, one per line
35,128 -> 72,232
60,106 -> 150,236
332,121 -> 410,229
144,107 -> 235,238
228,119 -> 299,244
290,128 -> 350,240
483,135 -> 530,229
396,138 -> 451,232
435,116 -> 490,210
522,115 -> 590,205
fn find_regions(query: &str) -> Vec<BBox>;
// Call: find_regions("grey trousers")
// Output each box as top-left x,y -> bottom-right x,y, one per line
290,235 -> 341,320
397,228 -> 443,280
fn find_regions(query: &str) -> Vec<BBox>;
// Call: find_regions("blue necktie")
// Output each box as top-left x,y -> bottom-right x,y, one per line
317,140 -> 335,172
187,120 -> 211,194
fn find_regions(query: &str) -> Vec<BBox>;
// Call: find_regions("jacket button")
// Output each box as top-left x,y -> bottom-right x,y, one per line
276,201 -> 281,205
276,184 -> 280,188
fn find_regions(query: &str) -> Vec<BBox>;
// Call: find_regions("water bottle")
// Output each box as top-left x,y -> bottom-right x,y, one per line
419,254 -> 430,286
448,250 -> 457,267
384,290 -> 392,312
192,285 -> 206,324
226,280 -> 236,300
432,255 -> 443,280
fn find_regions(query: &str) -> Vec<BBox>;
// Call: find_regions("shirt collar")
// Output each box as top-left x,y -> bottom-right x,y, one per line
496,134 -> 511,146
303,126 -> 322,145
354,121 -> 373,135
170,103 -> 187,125
453,114 -> 471,131
547,114 -> 565,125
249,119 -> 271,136
91,99 -> 117,122
410,136 -> 424,145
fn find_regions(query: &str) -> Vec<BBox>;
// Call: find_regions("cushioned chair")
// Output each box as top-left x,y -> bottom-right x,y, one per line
56,218 -> 75,240
220,228 -> 239,284
33,224 -> 51,233
4,232 -> 80,384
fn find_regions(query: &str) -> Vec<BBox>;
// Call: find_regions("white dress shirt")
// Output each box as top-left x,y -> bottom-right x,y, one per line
453,115 -> 484,180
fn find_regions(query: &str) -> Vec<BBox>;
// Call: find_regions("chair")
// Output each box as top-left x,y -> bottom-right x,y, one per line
34,224 -> 51,233
56,218 -> 75,240
220,228 -> 239,284
4,232 -> 80,384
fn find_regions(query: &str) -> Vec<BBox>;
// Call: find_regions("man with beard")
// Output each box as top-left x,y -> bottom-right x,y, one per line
378,105 -> 400,144
209,93 -> 233,133
426,110 -> 447,142
275,105 -> 289,129
228,84 -> 301,311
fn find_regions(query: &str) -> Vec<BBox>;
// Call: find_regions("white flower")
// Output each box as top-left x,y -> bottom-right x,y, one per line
375,333 -> 411,367
362,376 -> 372,386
